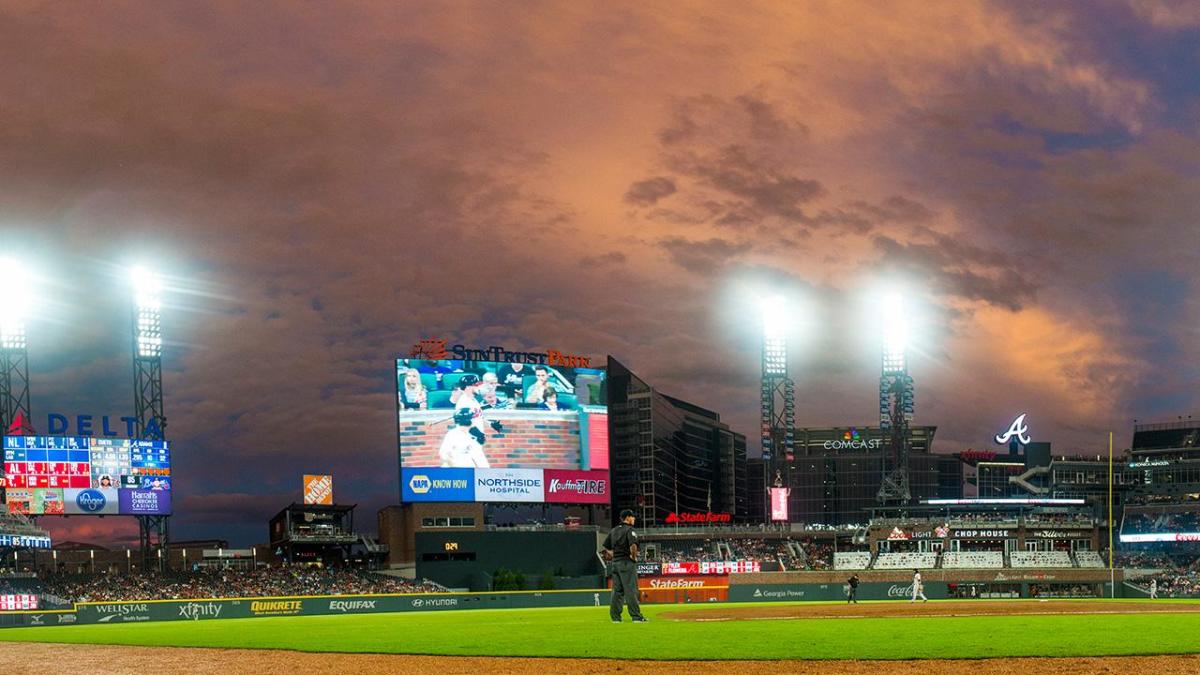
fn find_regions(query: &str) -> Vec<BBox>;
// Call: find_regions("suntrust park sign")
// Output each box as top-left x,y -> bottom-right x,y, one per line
410,339 -> 593,368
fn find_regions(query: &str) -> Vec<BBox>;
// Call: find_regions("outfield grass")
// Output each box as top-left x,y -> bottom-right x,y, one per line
1,600 -> 1199,660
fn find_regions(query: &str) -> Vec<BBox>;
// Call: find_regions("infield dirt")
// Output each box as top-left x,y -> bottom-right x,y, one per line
2,642 -> 1199,674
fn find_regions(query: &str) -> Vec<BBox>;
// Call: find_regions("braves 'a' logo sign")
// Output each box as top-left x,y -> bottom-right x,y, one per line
995,413 -> 1031,445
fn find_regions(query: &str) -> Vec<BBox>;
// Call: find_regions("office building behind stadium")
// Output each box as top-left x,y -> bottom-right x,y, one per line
750,426 -> 963,526
607,358 -> 750,526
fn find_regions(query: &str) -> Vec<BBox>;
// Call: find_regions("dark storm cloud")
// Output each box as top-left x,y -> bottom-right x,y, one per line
3,0 -> 1198,546
659,237 -> 753,274
623,177 -> 676,206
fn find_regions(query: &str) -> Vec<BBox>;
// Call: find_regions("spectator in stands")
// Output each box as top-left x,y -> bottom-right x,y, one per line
399,368 -> 428,410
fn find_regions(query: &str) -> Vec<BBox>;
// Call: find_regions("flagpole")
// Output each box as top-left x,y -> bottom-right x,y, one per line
1109,431 -> 1114,598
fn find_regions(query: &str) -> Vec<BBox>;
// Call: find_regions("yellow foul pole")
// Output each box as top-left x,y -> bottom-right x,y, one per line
1109,431 -> 1114,597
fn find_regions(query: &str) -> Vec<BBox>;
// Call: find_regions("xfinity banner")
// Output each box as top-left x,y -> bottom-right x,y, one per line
474,468 -> 544,502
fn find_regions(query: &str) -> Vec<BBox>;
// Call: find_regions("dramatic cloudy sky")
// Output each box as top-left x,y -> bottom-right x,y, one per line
1,1 -> 1198,546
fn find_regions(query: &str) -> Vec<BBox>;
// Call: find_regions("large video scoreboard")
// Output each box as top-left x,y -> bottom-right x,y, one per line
3,436 -> 171,515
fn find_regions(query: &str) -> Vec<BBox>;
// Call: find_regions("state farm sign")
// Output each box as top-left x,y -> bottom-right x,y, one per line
641,575 -> 725,589
664,511 -> 732,525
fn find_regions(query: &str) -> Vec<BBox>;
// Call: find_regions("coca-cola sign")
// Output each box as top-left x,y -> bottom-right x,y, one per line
887,584 -> 915,598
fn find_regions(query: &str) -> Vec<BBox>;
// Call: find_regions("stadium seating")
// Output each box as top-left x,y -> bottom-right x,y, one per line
1009,551 -> 1074,568
872,551 -> 938,569
833,551 -> 873,570
1075,551 -> 1105,568
940,551 -> 1004,569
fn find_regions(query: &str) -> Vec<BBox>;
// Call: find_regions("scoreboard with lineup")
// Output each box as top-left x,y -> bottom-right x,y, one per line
3,436 -> 171,516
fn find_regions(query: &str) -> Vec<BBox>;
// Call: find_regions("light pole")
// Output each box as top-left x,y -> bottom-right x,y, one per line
760,296 -> 794,527
131,266 -> 169,572
877,291 -> 913,504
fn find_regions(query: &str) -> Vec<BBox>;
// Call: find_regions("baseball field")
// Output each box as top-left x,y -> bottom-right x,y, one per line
1,598 -> 1200,673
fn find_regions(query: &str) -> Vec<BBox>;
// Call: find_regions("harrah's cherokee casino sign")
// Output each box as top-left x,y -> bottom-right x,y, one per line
410,339 -> 592,368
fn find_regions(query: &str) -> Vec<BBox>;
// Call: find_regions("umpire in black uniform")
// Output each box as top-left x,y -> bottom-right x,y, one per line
603,509 -> 647,623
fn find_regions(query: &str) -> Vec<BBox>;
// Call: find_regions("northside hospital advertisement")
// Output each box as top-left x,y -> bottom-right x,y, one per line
396,349 -> 609,505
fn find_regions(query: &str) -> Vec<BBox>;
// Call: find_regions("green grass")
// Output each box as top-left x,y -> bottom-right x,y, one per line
2,600 -> 1200,660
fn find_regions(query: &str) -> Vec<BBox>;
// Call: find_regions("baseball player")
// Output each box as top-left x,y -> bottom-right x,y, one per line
438,408 -> 491,468
1150,578 -> 1158,599
911,569 -> 928,603
453,374 -> 504,435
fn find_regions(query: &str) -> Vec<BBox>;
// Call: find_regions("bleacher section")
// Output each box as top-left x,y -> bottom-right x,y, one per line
1010,551 -> 1074,568
873,552 -> 938,569
941,551 -> 1004,569
833,552 -> 873,570
1075,551 -> 1105,568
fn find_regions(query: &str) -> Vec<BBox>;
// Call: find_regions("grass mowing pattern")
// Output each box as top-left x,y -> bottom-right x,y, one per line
1,600 -> 1199,661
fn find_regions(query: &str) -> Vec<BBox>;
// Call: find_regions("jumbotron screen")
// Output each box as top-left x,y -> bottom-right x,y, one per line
3,436 -> 171,515
397,358 -> 608,504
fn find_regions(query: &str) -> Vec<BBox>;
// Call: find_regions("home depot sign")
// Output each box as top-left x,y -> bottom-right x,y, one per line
303,475 -> 334,505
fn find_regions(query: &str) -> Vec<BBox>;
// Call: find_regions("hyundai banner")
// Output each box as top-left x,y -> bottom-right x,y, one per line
473,468 -> 544,502
119,489 -> 172,515
543,469 -> 609,504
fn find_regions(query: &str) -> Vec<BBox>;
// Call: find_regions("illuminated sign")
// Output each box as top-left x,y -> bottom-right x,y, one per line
444,542 -> 459,551
664,511 -> 732,525
1128,460 -> 1170,468
770,487 -> 789,522
1121,533 -> 1200,543
923,498 -> 1085,505
409,339 -> 592,368
303,474 -> 334,505
823,428 -> 882,450
957,449 -> 998,465
994,413 -> 1031,446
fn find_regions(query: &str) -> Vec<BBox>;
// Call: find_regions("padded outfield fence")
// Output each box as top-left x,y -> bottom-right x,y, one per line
0,568 -> 1131,628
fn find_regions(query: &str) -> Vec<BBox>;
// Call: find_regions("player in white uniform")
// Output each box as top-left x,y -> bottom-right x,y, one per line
439,408 -> 491,468
1150,579 -> 1158,599
911,569 -> 928,603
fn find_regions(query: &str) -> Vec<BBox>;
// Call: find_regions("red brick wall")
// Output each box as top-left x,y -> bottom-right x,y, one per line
400,411 -> 582,469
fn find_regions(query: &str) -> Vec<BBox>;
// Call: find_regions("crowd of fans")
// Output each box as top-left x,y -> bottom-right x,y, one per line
13,567 -> 445,603
800,541 -> 834,570
1123,511 -> 1200,534
1025,512 -> 1094,526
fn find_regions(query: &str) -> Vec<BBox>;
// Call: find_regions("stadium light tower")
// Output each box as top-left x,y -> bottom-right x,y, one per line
130,266 -> 168,572
0,258 -> 33,435
760,295 -> 795,524
877,291 -> 914,504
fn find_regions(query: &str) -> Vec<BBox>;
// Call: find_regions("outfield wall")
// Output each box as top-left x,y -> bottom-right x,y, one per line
0,568 -> 1135,628
0,589 -> 614,628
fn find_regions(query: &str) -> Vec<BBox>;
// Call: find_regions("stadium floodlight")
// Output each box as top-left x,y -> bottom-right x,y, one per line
0,257 -> 30,350
131,266 -> 163,359
881,291 -> 907,373
760,295 -> 787,376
